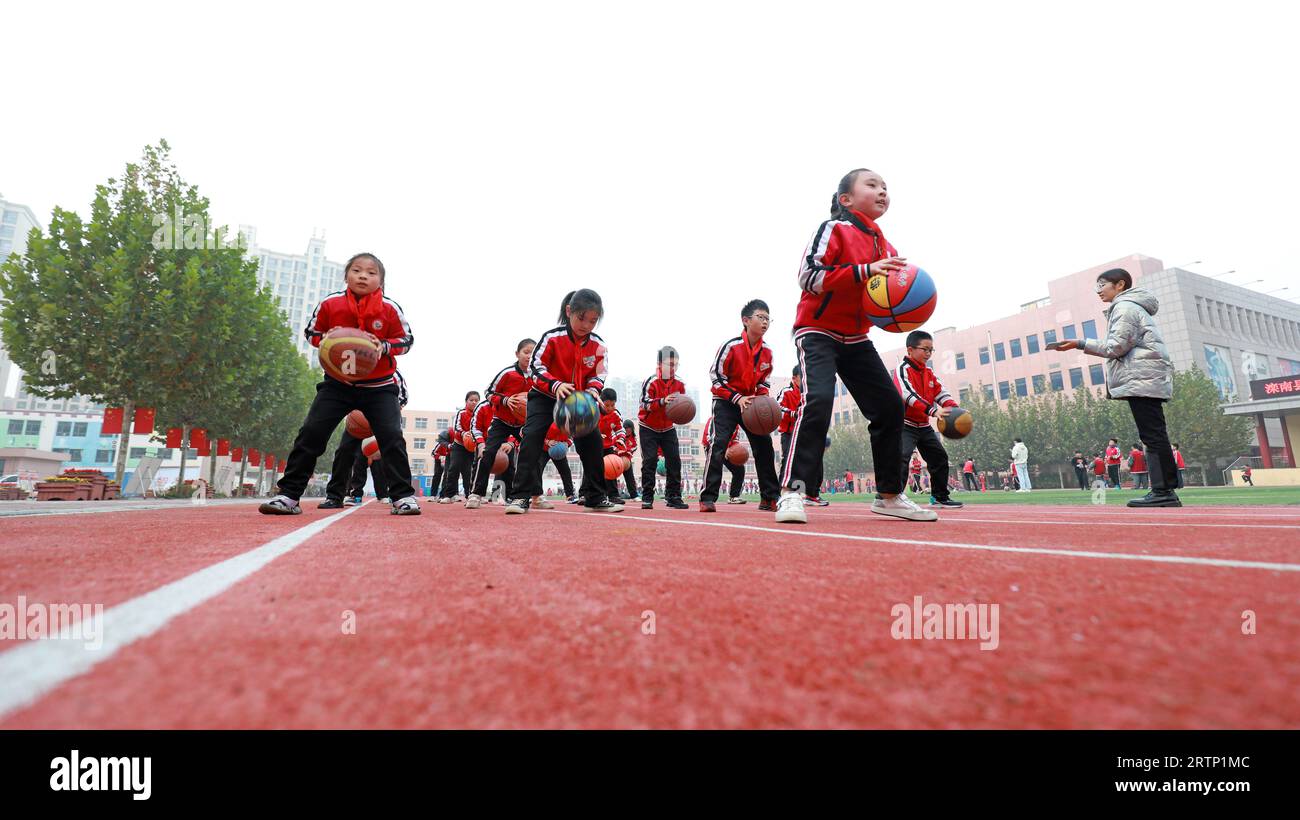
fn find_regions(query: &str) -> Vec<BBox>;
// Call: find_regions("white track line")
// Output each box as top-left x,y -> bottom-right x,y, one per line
0,499 -> 262,519
543,510 -> 1300,573
798,511 -> 1300,530
815,505 -> 1300,521
0,503 -> 366,721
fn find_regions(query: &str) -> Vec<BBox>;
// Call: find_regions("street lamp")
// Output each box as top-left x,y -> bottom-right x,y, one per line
1266,287 -> 1289,296
1208,269 -> 1238,279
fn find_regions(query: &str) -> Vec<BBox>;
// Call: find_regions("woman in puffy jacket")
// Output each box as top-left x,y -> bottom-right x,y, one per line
1053,268 -> 1180,508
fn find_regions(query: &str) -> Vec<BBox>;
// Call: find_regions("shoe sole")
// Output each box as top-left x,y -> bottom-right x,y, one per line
1127,501 -> 1183,508
391,508 -> 423,515
258,505 -> 301,515
504,507 -> 528,515
871,506 -> 939,522
774,512 -> 807,524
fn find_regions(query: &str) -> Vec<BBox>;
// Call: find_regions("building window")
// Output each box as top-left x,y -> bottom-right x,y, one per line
7,420 -> 24,435
55,448 -> 84,462
1015,378 -> 1027,397
958,387 -> 971,404
157,449 -> 173,460
978,346 -> 990,365
1069,367 -> 1083,389
436,419 -> 449,431
1089,364 -> 1105,385
998,381 -> 1010,400
1082,319 -> 1097,339
129,447 -> 146,459
955,352 -> 966,370
994,342 -> 1006,361
1032,374 -> 1047,394
95,450 -> 114,464
413,459 -> 427,474
57,421 -> 72,436
399,417 -> 406,429
1062,324 -> 1077,340
186,449 -> 198,459
415,418 -> 429,430
1050,371 -> 1064,391
1043,329 -> 1058,346
1009,338 -> 1022,358
982,384 -> 995,402
1026,334 -> 1040,354
413,438 -> 427,449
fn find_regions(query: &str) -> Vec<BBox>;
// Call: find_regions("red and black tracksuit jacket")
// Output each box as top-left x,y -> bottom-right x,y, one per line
468,400 -> 497,446
599,409 -> 629,456
892,357 -> 957,428
545,423 -> 572,446
451,406 -> 474,448
304,289 -> 414,387
529,326 -> 608,395
638,368 -> 686,432
709,333 -> 773,403
793,210 -> 899,342
486,363 -> 530,427
776,383 -> 801,434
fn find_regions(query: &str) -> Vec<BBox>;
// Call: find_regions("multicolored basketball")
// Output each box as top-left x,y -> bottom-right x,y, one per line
491,449 -> 511,475
361,437 -> 380,462
345,410 -> 372,439
548,442 -> 568,461
665,394 -> 696,424
725,443 -> 750,466
318,328 -> 381,382
863,265 -> 938,332
603,453 -> 626,479
554,390 -> 601,438
740,395 -> 782,435
937,407 -> 974,440
656,458 -> 666,476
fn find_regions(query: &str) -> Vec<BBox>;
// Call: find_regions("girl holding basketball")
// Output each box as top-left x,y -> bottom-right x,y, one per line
438,390 -> 480,502
465,338 -> 536,509
505,289 -> 622,514
260,252 -> 419,516
776,168 -> 937,524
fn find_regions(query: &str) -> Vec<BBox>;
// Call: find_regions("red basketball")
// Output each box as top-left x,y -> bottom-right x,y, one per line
318,328 -> 381,383
491,449 -> 511,475
345,410 -> 372,439
862,265 -> 938,333
462,432 -> 477,451
361,437 -> 380,462
603,453 -> 626,479
725,443 -> 750,466
665,394 -> 696,424
740,395 -> 782,435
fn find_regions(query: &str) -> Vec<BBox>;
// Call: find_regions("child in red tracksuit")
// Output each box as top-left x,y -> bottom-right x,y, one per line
438,390 -> 480,502
465,338 -> 536,509
892,329 -> 963,508
777,168 -> 935,524
637,345 -> 690,510
777,365 -> 802,476
596,388 -> 630,502
701,299 -> 779,512
261,252 -> 419,516
507,289 -> 621,514
703,415 -> 747,503
621,419 -> 639,499
539,422 -> 577,504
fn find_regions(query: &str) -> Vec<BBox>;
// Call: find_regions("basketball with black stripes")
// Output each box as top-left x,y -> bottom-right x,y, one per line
863,265 -> 938,333
345,410 -> 372,439
937,407 -> 973,440
740,395 -> 782,435
319,327 -> 381,383
725,443 -> 750,466
665,394 -> 696,424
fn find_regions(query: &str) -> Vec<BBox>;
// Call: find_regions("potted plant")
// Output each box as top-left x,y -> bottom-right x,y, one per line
36,475 -> 95,501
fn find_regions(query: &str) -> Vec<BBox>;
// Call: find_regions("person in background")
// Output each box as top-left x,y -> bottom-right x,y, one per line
1172,443 -> 1186,489
1128,443 -> 1149,490
962,457 -> 978,491
1242,465 -> 1254,486
1071,451 -> 1089,490
1105,438 -> 1122,489
1010,438 -> 1031,492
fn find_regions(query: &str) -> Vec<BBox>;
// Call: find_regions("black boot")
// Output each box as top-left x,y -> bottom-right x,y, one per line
1127,490 -> 1182,508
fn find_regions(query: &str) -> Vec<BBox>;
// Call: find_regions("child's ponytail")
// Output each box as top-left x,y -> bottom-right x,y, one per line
557,291 -> 576,325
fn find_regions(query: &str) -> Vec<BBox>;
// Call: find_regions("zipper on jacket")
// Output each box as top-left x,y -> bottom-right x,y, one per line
812,292 -> 834,320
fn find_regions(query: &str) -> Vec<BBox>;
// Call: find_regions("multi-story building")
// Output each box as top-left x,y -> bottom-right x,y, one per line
240,226 -> 345,366
832,254 -> 1300,457
0,193 -> 44,403
400,407 -> 457,478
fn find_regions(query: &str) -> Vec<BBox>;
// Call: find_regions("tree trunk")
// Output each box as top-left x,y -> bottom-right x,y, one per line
113,399 -> 135,485
176,425 -> 189,498
1200,465 -> 1208,487
237,453 -> 248,497
1056,466 -> 1064,488
208,441 -> 218,493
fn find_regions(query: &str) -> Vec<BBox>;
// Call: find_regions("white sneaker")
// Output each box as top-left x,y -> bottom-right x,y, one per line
452,494 -> 465,503
727,497 -> 747,505
438,497 -> 453,504
775,490 -> 807,524
391,496 -> 422,516
379,497 -> 391,504
504,498 -> 529,515
872,494 -> 939,521
465,494 -> 481,509
533,497 -> 555,510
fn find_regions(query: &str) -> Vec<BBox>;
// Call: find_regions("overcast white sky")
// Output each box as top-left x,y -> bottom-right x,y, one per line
3,0 -> 1297,410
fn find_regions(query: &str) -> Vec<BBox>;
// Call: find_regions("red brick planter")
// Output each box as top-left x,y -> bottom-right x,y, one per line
61,470 -> 109,500
36,482 -> 94,501
0,486 -> 26,501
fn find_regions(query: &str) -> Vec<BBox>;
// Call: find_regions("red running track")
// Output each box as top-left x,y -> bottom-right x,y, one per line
1,500 -> 1297,728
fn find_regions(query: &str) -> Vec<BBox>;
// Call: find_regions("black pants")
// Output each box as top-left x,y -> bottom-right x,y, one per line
900,424 -> 950,501
783,333 -> 903,496
440,443 -> 475,498
512,390 -> 604,502
779,431 -> 792,476
1074,466 -> 1088,490
536,451 -> 576,497
1107,464 -> 1121,488
724,460 -> 745,499
964,472 -> 980,491
470,418 -> 522,498
1125,397 -> 1178,493
701,399 -> 778,503
326,432 -> 389,500
430,457 -> 445,498
639,425 -> 682,502
622,462 -> 638,497
278,378 -> 413,502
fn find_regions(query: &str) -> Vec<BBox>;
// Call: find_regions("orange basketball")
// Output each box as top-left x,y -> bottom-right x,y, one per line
603,453 -> 626,479
665,394 -> 696,424
345,410 -> 372,439
725,443 -> 750,465
462,432 -> 477,451
318,328 -> 381,383
491,449 -> 511,475
937,407 -> 974,440
740,395 -> 782,435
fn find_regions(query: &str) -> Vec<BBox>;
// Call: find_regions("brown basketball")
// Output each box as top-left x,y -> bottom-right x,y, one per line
603,453 -> 626,479
937,407 -> 974,440
491,449 -> 510,475
665,394 -> 696,424
462,432 -> 478,451
319,328 -> 381,383
725,443 -> 750,466
740,395 -> 782,435
345,410 -> 372,439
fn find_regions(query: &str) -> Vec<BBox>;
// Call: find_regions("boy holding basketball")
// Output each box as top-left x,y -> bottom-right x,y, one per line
260,252 -> 418,516
637,346 -> 690,510
700,299 -> 781,513
893,330 -> 963,508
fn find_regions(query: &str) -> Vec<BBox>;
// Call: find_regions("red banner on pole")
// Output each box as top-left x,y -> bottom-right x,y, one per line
133,407 -> 156,434
266,455 -> 276,473
191,428 -> 210,457
165,427 -> 183,448
249,449 -> 261,467
102,407 -> 124,435
216,439 -> 230,457
231,447 -> 243,463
